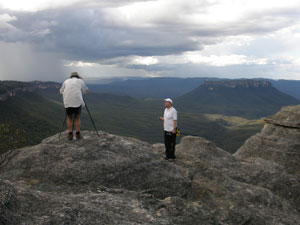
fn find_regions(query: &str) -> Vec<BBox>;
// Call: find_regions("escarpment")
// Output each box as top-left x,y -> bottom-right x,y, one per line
235,105 -> 300,175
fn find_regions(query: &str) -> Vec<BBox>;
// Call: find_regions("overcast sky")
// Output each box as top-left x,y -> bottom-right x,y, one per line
1,0 -> 300,81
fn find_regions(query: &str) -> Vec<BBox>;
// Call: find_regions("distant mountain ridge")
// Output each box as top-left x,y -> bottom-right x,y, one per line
270,79 -> 300,100
202,79 -> 272,89
87,77 -> 221,99
176,79 -> 300,119
2,78 -> 300,101
86,77 -> 300,100
0,81 -> 60,101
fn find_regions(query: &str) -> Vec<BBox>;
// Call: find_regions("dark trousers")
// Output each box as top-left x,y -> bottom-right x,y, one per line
164,131 -> 176,159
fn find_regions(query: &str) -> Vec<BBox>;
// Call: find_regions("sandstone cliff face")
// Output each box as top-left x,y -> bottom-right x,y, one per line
202,79 -> 272,89
0,106 -> 300,225
234,105 -> 300,212
0,81 -> 60,101
235,105 -> 300,174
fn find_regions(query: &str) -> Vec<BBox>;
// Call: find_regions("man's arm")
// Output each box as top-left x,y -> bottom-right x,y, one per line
172,120 -> 177,133
59,82 -> 65,94
81,80 -> 88,94
172,109 -> 177,133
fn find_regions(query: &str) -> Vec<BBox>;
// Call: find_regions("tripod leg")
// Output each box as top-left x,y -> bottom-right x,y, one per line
83,99 -> 100,137
59,112 -> 67,139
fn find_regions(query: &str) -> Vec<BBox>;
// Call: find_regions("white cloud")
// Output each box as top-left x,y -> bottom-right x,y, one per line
30,28 -> 51,37
131,56 -> 158,66
105,0 -> 300,32
0,13 -> 16,22
65,56 -> 159,68
158,52 -> 268,67
184,53 -> 249,66
62,59 -> 159,79
0,0 -> 82,11
64,61 -> 99,67
94,52 -> 269,68
0,13 -> 17,29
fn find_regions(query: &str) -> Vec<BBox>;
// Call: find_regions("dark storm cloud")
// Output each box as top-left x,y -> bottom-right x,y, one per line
1,0 -> 300,80
0,7 -> 200,61
1,1 -> 300,63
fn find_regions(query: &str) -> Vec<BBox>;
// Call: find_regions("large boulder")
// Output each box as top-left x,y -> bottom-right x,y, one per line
0,131 -> 193,224
172,136 -> 300,225
0,131 -> 191,199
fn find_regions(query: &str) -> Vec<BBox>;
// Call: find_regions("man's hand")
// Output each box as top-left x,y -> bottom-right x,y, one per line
159,117 -> 164,121
172,128 -> 176,134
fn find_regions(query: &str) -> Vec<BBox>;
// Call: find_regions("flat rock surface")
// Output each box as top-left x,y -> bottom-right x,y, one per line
1,106 -> 300,225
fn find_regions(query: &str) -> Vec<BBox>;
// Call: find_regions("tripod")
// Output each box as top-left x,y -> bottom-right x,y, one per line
83,98 -> 100,137
58,111 -> 67,139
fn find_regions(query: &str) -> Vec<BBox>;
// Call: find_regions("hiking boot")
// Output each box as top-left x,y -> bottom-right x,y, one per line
68,132 -> 73,140
76,131 -> 82,140
168,158 -> 175,162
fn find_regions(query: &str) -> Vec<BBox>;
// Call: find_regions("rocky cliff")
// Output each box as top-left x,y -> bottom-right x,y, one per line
0,81 -> 60,101
202,80 -> 272,89
0,106 -> 300,224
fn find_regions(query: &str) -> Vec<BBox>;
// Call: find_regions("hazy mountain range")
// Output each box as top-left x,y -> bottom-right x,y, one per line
176,80 -> 299,118
1,78 -> 299,154
87,77 -> 300,100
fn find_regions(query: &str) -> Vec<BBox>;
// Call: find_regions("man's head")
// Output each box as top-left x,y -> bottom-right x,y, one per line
164,98 -> 173,108
70,72 -> 80,79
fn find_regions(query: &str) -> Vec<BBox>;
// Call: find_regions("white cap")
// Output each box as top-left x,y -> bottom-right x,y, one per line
164,98 -> 173,104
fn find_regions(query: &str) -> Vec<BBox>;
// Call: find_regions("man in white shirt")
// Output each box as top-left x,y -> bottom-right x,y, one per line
159,98 -> 177,162
60,72 -> 88,140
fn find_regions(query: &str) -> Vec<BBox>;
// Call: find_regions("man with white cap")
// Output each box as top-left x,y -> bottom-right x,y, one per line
60,72 -> 88,140
159,98 -> 177,162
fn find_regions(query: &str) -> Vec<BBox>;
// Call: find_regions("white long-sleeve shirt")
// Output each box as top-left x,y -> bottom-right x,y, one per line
163,107 -> 177,132
60,78 -> 88,108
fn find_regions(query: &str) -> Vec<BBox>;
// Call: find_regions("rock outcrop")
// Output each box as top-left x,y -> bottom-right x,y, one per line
0,106 -> 300,224
235,105 -> 300,211
236,105 -> 300,174
202,79 -> 272,89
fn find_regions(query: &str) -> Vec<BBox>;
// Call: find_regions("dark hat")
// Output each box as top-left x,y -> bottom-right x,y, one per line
70,72 -> 80,78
